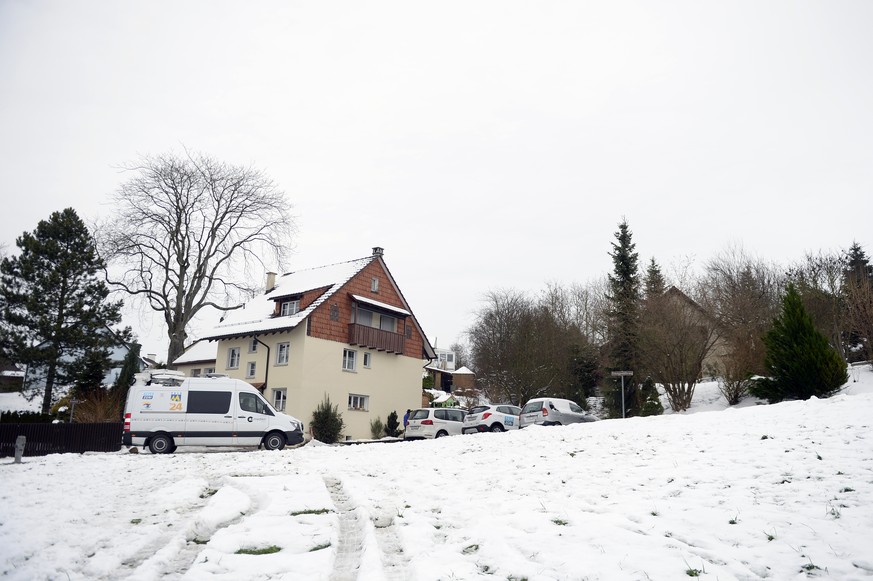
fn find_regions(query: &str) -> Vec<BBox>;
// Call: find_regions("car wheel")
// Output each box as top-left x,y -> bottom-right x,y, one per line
148,433 -> 174,454
435,430 -> 448,438
490,423 -> 504,432
263,432 -> 286,451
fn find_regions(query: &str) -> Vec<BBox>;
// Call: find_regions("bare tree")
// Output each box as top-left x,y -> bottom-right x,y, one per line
787,250 -> 846,356
98,151 -> 295,364
699,246 -> 783,404
639,286 -> 720,411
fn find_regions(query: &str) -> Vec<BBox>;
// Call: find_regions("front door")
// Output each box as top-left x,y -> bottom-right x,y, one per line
235,392 -> 271,445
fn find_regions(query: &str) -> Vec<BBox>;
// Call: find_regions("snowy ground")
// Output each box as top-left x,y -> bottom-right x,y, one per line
2,365 -> 872,581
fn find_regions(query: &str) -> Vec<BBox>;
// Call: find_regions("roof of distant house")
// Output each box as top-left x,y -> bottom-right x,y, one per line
172,339 -> 218,365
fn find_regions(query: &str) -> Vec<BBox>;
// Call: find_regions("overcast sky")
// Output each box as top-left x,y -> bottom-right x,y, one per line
1,1 -> 871,359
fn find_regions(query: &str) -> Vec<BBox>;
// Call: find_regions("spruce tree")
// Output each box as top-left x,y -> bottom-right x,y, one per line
0,208 -> 125,413
310,395 -> 345,443
384,410 -> 402,437
605,219 -> 641,417
112,343 -> 141,406
751,284 -> 847,403
643,258 -> 666,300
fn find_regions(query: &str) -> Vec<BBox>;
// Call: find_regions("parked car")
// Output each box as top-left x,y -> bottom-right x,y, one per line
462,404 -> 522,434
519,397 -> 597,428
404,408 -> 467,440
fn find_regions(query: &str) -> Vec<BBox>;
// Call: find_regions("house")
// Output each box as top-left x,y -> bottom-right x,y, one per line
0,358 -> 25,393
203,247 -> 435,440
24,328 -> 147,400
171,340 -> 218,378
424,360 -> 475,393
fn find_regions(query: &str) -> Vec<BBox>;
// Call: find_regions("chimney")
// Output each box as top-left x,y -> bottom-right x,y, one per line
265,271 -> 277,292
372,247 -> 384,256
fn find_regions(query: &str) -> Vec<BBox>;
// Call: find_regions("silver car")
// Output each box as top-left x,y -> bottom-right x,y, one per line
519,397 -> 597,428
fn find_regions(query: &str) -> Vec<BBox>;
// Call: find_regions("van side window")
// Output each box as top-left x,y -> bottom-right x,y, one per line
239,392 -> 274,416
188,391 -> 232,414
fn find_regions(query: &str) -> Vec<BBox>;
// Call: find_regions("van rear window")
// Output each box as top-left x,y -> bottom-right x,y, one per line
187,391 -> 232,414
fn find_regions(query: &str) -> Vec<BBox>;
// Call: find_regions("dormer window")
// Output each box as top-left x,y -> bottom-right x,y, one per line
280,299 -> 300,316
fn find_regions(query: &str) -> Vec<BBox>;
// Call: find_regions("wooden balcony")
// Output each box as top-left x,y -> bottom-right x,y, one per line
348,323 -> 405,354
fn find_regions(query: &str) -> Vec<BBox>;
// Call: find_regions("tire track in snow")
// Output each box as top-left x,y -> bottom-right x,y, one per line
325,476 -> 364,581
371,505 -> 410,581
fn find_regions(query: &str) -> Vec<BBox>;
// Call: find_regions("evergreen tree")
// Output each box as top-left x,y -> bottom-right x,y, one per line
0,209 -> 125,413
750,284 -> 848,403
112,343 -> 141,407
605,219 -> 641,418
384,410 -> 402,437
643,258 -> 666,300
310,395 -> 345,443
70,348 -> 112,398
639,376 -> 664,417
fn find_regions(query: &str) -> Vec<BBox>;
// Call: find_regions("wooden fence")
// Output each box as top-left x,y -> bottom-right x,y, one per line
0,422 -> 123,457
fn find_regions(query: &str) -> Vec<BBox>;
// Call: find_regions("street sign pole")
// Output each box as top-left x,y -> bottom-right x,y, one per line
610,371 -> 634,419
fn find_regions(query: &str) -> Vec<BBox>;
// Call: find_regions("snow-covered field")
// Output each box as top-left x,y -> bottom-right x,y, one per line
2,366 -> 872,581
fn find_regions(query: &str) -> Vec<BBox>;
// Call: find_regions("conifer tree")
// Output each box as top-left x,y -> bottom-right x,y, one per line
751,284 -> 847,403
605,219 -> 641,417
643,258 -> 666,300
0,209 -> 125,413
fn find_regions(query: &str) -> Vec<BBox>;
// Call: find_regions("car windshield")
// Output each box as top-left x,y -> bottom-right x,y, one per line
411,409 -> 430,420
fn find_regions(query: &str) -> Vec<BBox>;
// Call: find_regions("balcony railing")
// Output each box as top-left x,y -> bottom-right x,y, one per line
348,323 -> 405,354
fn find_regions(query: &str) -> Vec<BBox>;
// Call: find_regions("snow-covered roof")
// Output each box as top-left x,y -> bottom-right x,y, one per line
172,339 -> 218,365
424,364 -> 475,376
351,294 -> 411,316
205,256 -> 374,340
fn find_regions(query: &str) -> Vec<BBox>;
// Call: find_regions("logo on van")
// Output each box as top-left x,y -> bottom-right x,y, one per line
142,402 -> 152,410
170,393 -> 182,402
142,392 -> 154,400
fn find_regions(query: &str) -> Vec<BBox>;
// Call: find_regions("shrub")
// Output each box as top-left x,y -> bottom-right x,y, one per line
310,395 -> 344,443
369,416 -> 384,439
639,377 -> 664,416
0,410 -> 55,423
384,410 -> 402,437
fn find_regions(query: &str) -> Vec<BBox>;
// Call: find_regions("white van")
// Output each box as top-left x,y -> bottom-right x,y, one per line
122,376 -> 305,454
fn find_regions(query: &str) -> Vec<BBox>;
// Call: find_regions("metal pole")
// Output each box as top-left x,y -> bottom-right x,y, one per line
621,375 -> 626,419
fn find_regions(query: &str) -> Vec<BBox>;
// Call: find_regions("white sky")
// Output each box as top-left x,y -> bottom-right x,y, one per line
1,1 -> 872,357
2,370 -> 873,579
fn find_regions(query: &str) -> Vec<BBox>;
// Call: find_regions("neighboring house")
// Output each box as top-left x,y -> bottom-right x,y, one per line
24,328 -> 147,398
171,340 -> 218,378
662,286 -> 728,378
424,361 -> 475,393
203,247 -> 435,440
0,358 -> 25,393
433,347 -> 457,371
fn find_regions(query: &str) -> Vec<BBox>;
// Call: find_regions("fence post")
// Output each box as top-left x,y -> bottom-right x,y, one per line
14,435 -> 26,463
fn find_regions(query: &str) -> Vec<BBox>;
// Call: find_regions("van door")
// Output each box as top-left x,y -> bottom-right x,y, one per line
183,390 -> 234,445
235,391 -> 272,445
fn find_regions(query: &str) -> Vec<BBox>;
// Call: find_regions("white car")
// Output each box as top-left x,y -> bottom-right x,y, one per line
519,397 -> 598,428
404,408 -> 467,440
462,404 -> 522,434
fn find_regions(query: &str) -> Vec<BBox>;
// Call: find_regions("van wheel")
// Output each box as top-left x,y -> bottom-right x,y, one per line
435,430 -> 448,438
490,423 -> 504,432
263,432 -> 286,451
148,433 -> 174,454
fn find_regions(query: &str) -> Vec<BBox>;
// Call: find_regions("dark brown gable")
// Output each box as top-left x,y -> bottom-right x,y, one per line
307,259 -> 424,358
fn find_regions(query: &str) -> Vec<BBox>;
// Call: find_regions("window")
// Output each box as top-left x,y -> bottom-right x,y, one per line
204,367 -> 215,375
273,388 -> 287,411
246,361 -> 256,378
276,342 -> 290,365
342,349 -> 357,371
239,392 -> 273,415
357,309 -> 373,327
188,391 -> 231,414
363,352 -> 371,368
348,394 -> 369,411
439,352 -> 455,365
227,347 -> 240,369
280,300 -> 300,316
191,368 -> 201,377
330,304 -> 339,321
249,337 -> 258,353
371,277 -> 379,292
379,314 -> 397,332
